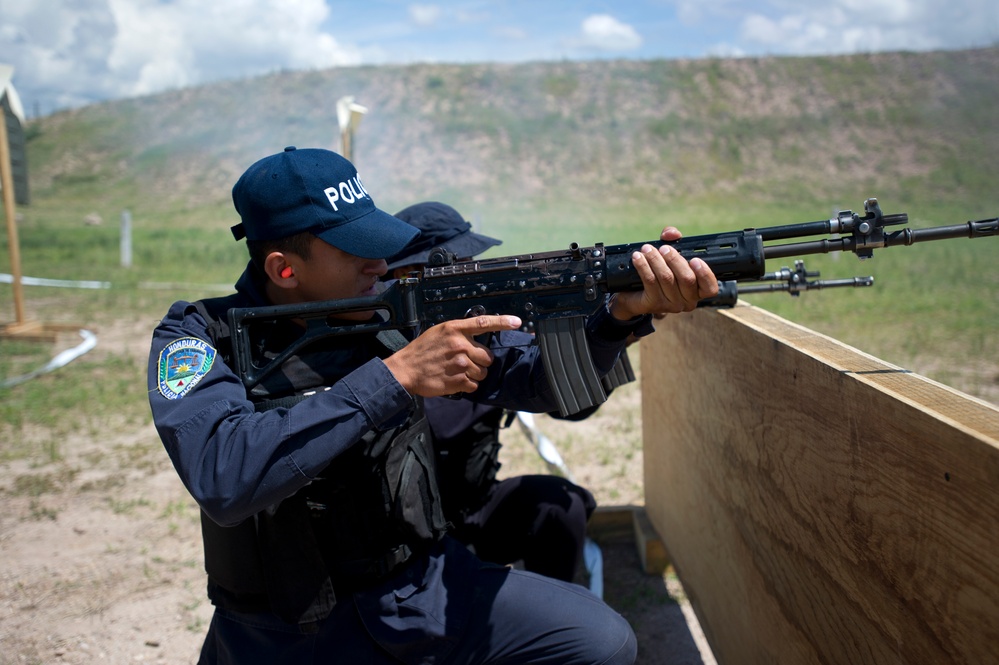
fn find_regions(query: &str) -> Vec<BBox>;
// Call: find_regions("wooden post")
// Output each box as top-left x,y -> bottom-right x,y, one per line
336,96 -> 367,162
0,96 -> 26,325
1,79 -> 81,343
120,209 -> 132,268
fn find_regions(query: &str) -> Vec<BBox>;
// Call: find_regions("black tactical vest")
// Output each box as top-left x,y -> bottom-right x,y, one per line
430,403 -> 505,522
193,295 -> 448,625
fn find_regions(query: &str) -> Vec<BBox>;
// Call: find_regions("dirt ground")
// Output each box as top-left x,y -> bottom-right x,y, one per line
0,319 -> 715,665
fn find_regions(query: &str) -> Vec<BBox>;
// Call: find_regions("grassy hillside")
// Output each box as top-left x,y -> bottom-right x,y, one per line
3,47 -> 999,405
21,47 -> 999,219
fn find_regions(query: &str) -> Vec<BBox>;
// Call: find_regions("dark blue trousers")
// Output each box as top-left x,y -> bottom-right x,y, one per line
455,474 -> 596,582
198,536 -> 636,664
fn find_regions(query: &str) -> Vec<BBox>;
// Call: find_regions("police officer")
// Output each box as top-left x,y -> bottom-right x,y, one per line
386,201 -> 598,583
147,146 -> 718,664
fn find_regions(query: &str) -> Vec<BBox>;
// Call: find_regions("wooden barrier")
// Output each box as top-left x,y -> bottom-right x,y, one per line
641,304 -> 999,665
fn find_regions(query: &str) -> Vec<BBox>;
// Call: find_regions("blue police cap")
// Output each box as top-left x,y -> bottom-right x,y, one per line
387,201 -> 502,270
230,147 -> 419,260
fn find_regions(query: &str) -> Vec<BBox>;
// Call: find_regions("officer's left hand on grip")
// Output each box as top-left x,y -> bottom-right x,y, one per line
609,226 -> 719,319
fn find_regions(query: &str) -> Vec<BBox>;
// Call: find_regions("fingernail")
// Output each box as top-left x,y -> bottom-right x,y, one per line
660,245 -> 672,256
690,258 -> 704,269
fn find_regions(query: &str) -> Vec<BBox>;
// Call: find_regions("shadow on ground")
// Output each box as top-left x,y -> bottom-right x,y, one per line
593,538 -> 714,665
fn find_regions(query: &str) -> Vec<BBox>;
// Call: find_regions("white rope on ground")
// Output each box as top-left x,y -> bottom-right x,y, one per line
0,273 -> 110,289
0,329 -> 98,389
515,411 -> 605,599
0,274 -> 225,389
1,273 -> 231,291
137,281 -> 232,292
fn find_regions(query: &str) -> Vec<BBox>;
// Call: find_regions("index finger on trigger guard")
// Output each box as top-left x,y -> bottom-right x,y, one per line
462,314 -> 522,333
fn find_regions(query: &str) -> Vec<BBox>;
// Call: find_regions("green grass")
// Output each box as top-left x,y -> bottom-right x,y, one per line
0,340 -> 150,460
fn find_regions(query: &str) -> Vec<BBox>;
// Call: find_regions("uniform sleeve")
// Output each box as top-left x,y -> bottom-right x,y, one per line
147,301 -> 415,527
583,303 -> 653,369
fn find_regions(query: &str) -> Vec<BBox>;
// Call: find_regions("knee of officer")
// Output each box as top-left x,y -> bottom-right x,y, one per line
590,611 -> 637,665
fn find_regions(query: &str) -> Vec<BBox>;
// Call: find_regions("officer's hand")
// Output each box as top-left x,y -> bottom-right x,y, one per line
609,227 -> 718,320
384,315 -> 522,397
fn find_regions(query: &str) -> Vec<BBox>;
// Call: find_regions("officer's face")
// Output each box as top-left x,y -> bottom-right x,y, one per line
293,237 -> 388,319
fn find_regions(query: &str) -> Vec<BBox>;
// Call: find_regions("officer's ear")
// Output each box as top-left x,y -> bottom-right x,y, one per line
263,252 -> 298,288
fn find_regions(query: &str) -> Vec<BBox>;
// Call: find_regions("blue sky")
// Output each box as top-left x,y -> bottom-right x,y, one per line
2,0 -> 997,116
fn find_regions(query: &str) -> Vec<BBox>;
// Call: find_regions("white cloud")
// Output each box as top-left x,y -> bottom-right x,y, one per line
706,42 -> 747,58
108,0 -> 360,90
579,14 -> 643,51
741,14 -> 824,47
835,0 -> 914,23
735,0 -> 998,55
0,0 -> 118,108
409,4 -> 442,27
1,0 -> 361,110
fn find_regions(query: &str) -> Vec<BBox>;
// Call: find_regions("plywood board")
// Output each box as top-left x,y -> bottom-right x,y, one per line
641,304 -> 999,665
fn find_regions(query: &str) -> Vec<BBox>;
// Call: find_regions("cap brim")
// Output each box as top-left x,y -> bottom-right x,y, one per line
315,208 -> 421,260
386,231 -> 502,270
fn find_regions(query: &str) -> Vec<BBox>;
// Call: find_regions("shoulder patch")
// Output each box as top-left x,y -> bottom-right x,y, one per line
157,337 -> 217,400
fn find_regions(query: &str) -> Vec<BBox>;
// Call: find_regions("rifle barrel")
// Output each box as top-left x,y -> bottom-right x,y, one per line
736,276 -> 873,295
817,276 -> 875,288
900,219 -> 999,243
763,238 -> 847,260
752,211 -> 909,242
756,220 -> 835,241
762,218 -> 998,261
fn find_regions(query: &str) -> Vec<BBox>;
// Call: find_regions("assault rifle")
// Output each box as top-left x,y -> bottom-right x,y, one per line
229,198 -> 997,416
702,259 -> 874,307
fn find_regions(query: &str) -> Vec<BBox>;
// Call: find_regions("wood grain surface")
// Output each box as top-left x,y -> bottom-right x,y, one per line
641,304 -> 999,665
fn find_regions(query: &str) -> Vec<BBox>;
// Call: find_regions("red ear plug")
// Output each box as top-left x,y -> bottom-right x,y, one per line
280,266 -> 294,279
